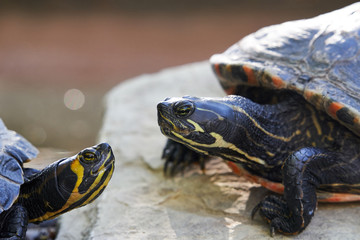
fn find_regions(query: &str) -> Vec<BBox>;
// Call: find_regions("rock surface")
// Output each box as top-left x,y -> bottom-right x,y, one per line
57,61 -> 360,240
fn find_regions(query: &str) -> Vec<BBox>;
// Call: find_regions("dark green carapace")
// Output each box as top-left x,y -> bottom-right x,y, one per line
158,3 -> 360,236
0,119 -> 115,239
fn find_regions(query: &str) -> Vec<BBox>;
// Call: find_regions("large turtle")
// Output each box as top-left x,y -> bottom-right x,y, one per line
157,3 -> 360,236
0,119 -> 115,239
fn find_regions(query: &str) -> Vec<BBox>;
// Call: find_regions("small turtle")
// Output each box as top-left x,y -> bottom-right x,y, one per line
157,3 -> 360,236
0,119 -> 115,239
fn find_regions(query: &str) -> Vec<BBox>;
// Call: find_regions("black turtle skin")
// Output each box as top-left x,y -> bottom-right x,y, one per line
0,143 -> 115,239
157,93 -> 360,235
157,3 -> 360,236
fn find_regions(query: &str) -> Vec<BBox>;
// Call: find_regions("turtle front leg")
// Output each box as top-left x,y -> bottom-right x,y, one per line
162,139 -> 206,176
252,147 -> 360,235
0,204 -> 28,240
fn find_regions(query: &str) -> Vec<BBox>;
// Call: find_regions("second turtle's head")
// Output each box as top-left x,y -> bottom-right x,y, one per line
157,96 -> 240,156
57,143 -> 115,202
30,143 -> 115,222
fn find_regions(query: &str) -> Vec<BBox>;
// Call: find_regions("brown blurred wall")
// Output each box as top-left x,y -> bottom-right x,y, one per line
0,0 -> 356,150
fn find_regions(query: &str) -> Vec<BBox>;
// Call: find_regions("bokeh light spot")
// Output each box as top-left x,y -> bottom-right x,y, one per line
64,89 -> 85,110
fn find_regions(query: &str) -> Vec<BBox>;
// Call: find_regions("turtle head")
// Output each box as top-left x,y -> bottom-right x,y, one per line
157,96 -> 238,155
25,143 -> 115,223
56,143 -> 115,205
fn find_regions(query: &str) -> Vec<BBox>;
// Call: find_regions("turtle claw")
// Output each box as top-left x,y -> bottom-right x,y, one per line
162,139 -> 204,177
199,157 -> 206,172
251,197 -> 279,237
251,195 -> 304,235
250,202 -> 261,220
270,226 -> 275,237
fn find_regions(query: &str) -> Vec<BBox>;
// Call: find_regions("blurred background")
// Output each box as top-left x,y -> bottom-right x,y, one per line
0,0 -> 356,153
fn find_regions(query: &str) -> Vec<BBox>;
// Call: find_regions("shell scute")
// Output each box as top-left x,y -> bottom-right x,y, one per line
211,3 -> 360,136
0,119 -> 38,213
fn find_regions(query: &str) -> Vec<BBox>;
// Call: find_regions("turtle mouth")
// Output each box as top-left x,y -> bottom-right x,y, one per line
158,117 -> 192,137
157,110 -> 174,136
159,123 -> 172,136
159,120 -> 175,137
157,102 -> 193,137
97,152 -> 115,174
91,162 -> 113,177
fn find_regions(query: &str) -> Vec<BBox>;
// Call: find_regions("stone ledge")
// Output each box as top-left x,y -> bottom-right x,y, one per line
57,61 -> 360,240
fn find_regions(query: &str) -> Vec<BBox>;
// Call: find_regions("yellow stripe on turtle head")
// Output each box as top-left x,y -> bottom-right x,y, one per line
29,148 -> 115,223
70,156 -> 85,193
171,130 -> 266,166
80,163 -> 114,206
186,119 -> 204,133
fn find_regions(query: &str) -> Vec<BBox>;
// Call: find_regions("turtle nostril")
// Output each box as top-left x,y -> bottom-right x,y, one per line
157,101 -> 171,111
157,103 -> 164,111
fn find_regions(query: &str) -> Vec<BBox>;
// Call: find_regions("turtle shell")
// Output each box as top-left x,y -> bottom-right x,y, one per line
210,3 -> 360,136
0,119 -> 38,213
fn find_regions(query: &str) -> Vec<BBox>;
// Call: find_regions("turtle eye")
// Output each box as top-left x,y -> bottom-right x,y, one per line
81,152 -> 96,162
173,101 -> 194,118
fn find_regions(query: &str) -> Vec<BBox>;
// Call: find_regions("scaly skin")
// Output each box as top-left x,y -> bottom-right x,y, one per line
0,143 -> 115,239
157,94 -> 360,235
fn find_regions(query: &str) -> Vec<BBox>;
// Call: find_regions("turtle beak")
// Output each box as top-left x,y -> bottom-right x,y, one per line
157,101 -> 171,115
157,101 -> 173,130
91,143 -> 115,175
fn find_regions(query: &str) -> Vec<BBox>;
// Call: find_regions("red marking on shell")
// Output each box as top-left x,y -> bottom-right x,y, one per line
353,116 -> 360,125
226,162 -> 284,194
271,75 -> 285,88
226,162 -> 360,202
304,90 -> 314,100
318,193 -> 360,203
260,181 -> 284,194
227,161 -> 241,175
328,102 -> 344,118
224,86 -> 237,95
242,65 -> 257,85
213,63 -> 221,77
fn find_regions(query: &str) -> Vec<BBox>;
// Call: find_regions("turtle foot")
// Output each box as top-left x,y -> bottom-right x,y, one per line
0,204 -> 28,240
162,139 -> 205,176
252,195 -> 304,236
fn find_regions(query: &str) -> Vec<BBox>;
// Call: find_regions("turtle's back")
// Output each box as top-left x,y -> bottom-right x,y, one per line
0,119 -> 38,212
211,3 -> 360,136
0,120 -> 38,162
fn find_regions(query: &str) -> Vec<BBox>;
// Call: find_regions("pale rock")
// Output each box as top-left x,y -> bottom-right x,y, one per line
57,61 -> 360,240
